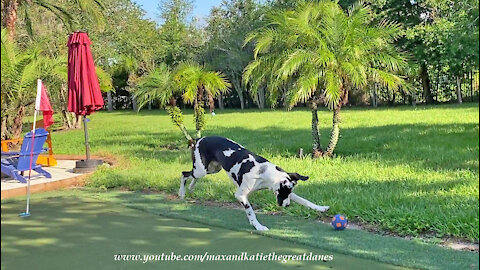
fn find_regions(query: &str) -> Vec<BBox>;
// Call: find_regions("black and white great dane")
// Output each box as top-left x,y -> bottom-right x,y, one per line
179,136 -> 329,231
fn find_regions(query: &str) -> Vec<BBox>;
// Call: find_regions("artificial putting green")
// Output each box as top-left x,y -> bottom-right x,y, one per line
1,194 -> 405,270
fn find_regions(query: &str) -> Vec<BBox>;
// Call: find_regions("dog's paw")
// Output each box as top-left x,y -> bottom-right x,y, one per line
316,206 -> 329,212
254,224 -> 269,231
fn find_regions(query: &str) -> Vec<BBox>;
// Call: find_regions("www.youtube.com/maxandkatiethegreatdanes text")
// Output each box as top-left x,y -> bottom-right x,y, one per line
114,252 -> 334,264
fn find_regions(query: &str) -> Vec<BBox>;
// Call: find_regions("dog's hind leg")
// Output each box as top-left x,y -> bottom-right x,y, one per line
188,161 -> 221,193
290,193 -> 329,212
179,171 -> 194,200
188,178 -> 198,192
235,187 -> 269,231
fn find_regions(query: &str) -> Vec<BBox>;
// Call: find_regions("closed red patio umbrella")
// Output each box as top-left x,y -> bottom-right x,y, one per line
67,32 -> 104,172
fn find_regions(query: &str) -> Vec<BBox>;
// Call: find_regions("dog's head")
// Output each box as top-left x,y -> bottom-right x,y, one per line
274,167 -> 309,207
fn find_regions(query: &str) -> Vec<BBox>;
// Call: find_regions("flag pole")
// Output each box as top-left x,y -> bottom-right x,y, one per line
20,79 -> 41,217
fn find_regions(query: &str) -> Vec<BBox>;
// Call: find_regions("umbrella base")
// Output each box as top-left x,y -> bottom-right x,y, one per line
73,159 -> 103,173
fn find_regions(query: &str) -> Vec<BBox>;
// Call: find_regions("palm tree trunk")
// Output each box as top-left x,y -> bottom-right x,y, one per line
324,89 -> 348,157
311,101 -> 322,158
1,115 -> 8,140
324,105 -> 341,157
11,105 -> 25,139
195,86 -> 205,138
456,76 -> 463,104
5,0 -> 18,41
207,93 -> 215,113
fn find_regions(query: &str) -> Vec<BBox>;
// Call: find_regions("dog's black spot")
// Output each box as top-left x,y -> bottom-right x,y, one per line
276,166 -> 285,172
231,173 -> 238,183
237,161 -> 255,186
258,165 -> 267,174
277,182 -> 294,206
182,171 -> 192,178
254,154 -> 268,163
241,202 -> 250,209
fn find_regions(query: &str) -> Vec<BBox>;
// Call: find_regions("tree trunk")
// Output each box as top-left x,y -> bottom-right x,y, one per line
324,89 -> 348,157
324,105 -> 341,157
207,93 -> 215,113
59,84 -> 73,128
456,76 -> 463,104
194,86 -> 205,138
257,87 -> 265,109
72,114 -> 82,129
231,74 -> 244,110
107,91 -> 113,111
1,115 -> 8,140
11,105 -> 25,139
310,101 -> 322,158
371,84 -> 378,107
235,80 -> 244,110
169,97 -> 177,107
218,94 -> 224,110
132,94 -> 138,111
470,71 -> 474,102
61,110 -> 73,129
5,0 -> 18,41
435,69 -> 440,102
420,63 -> 434,104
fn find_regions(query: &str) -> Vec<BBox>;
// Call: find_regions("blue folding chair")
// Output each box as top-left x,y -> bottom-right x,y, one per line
1,128 -> 52,183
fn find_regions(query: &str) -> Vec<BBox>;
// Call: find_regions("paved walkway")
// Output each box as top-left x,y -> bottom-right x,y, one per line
1,160 -> 82,190
1,160 -> 88,199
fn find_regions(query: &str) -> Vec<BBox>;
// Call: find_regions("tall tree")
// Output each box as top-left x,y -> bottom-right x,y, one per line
157,0 -> 202,66
203,0 -> 263,109
1,0 -> 104,41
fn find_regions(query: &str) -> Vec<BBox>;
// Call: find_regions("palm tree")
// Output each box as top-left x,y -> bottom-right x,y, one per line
1,0 -> 104,41
134,61 -> 230,140
1,28 -> 41,139
244,1 -> 407,157
173,61 -> 231,138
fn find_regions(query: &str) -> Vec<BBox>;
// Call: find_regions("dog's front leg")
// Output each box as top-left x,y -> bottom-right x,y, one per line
235,189 -> 269,231
290,193 -> 329,212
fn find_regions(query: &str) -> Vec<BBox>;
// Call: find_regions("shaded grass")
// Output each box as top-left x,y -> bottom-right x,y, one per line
49,103 -> 479,241
2,189 -> 478,270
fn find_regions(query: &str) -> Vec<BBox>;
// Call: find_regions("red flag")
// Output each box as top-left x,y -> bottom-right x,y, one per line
35,81 -> 54,128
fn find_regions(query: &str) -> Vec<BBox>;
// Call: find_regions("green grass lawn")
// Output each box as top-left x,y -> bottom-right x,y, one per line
49,103 -> 479,241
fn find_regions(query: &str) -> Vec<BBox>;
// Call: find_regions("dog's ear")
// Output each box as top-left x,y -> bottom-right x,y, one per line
288,173 -> 309,181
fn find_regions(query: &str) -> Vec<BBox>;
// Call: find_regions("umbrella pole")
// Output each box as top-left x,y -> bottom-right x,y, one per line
83,116 -> 91,161
74,116 -> 102,173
